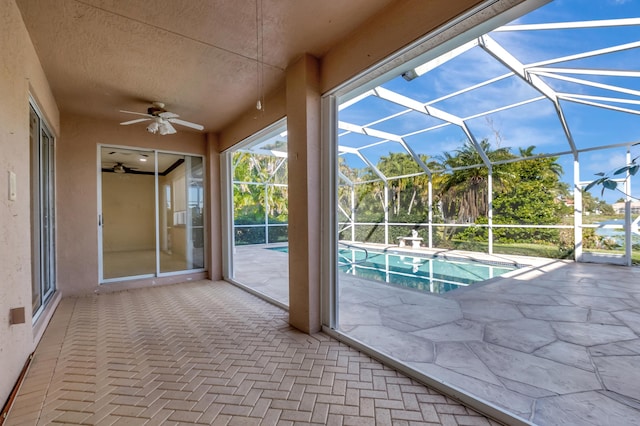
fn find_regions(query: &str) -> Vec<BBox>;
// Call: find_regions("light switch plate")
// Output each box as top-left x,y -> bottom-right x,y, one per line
9,171 -> 16,201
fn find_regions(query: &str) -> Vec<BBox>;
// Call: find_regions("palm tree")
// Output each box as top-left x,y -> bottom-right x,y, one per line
437,139 -> 514,224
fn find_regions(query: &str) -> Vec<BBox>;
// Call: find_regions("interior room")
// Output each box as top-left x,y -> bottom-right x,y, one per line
2,0 -> 639,425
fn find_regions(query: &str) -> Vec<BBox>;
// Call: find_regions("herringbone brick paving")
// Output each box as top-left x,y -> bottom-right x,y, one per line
6,280 -> 499,425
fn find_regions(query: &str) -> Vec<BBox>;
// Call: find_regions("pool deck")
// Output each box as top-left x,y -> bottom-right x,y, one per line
234,244 -> 640,425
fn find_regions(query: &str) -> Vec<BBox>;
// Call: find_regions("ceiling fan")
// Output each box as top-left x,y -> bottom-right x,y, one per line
104,162 -> 138,174
119,102 -> 204,135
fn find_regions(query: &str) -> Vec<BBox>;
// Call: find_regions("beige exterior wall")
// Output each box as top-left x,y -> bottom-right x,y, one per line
320,0 -> 484,92
0,0 -> 60,407
57,113 -> 207,296
206,133 -> 223,281
286,54 -> 322,333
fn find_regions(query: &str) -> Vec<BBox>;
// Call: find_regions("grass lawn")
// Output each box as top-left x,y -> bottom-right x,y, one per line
448,240 -> 639,265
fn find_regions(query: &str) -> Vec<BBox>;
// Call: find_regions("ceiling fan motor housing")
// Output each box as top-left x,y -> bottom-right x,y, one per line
147,105 -> 166,116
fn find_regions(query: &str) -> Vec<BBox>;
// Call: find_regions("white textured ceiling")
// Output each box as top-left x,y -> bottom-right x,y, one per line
16,0 -> 395,133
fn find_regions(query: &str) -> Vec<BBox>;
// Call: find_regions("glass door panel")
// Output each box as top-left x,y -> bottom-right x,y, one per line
30,103 -> 56,317
41,128 -> 56,301
29,106 -> 42,313
100,147 -> 156,279
158,154 -> 205,273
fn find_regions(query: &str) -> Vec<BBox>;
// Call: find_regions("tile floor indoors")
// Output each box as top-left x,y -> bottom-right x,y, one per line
5,280 -> 499,426
233,244 -> 640,425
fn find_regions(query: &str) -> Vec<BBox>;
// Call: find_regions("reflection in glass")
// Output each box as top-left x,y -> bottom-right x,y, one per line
159,154 -> 205,273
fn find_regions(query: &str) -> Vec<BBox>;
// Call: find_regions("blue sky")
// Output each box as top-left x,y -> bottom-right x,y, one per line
338,0 -> 640,204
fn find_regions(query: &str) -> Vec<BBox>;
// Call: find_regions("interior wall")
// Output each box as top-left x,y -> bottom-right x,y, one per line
101,173 -> 156,252
57,113 -> 207,296
0,0 -> 60,407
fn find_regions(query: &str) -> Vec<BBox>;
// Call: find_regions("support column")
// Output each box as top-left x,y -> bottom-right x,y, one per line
286,54 -> 321,333
206,133 -> 223,281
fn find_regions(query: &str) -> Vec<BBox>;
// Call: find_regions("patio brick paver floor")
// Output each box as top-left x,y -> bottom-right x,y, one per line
234,245 -> 640,425
6,280 -> 498,425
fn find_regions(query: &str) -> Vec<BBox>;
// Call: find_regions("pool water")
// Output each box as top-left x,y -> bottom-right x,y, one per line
339,249 -> 517,294
267,246 -> 289,253
267,245 -> 518,295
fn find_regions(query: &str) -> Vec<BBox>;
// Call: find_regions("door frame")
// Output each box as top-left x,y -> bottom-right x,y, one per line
30,97 -> 57,321
97,145 -> 207,283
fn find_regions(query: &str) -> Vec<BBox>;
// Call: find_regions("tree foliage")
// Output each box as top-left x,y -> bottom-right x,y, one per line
232,139 -> 622,252
338,140 -> 572,245
233,152 -> 288,244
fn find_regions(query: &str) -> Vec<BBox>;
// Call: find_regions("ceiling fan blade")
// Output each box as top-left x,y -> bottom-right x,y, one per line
120,110 -> 154,118
168,118 -> 204,131
160,121 -> 177,135
120,118 -> 152,125
158,111 -> 180,119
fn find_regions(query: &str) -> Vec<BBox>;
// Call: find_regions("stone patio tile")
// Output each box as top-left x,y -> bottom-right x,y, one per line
589,339 -> 640,357
549,295 -> 575,306
612,310 -> 640,334
347,325 -> 435,363
496,376 -> 556,398
339,303 -> 382,328
457,300 -> 523,322
409,362 -> 533,418
411,320 -> 484,342
533,341 -> 594,372
484,319 -> 556,353
470,292 -> 559,306
518,305 -> 589,322
468,342 -> 601,395
592,356 -> 640,401
339,286 -> 404,307
380,300 -> 462,329
554,285 -> 621,298
559,294 -> 632,311
534,391 -> 640,426
500,283 -> 561,296
381,317 -> 422,332
589,310 -> 624,326
620,296 -> 640,308
598,280 -> 640,293
600,390 -> 640,413
433,342 -> 502,386
551,322 -> 637,346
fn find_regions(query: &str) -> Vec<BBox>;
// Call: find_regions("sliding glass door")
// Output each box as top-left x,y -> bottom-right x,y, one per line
30,103 -> 56,318
99,147 -> 205,282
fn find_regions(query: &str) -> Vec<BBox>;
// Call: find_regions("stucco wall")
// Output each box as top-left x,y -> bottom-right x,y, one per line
57,113 -> 207,296
0,0 -> 60,407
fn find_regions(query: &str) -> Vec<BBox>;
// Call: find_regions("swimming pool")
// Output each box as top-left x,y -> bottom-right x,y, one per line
267,245 -> 518,295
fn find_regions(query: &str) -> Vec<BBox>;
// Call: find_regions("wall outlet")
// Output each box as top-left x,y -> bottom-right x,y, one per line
10,307 -> 25,325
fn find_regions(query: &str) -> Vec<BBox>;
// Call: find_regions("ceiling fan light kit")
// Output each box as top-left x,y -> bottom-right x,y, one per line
120,102 -> 203,135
